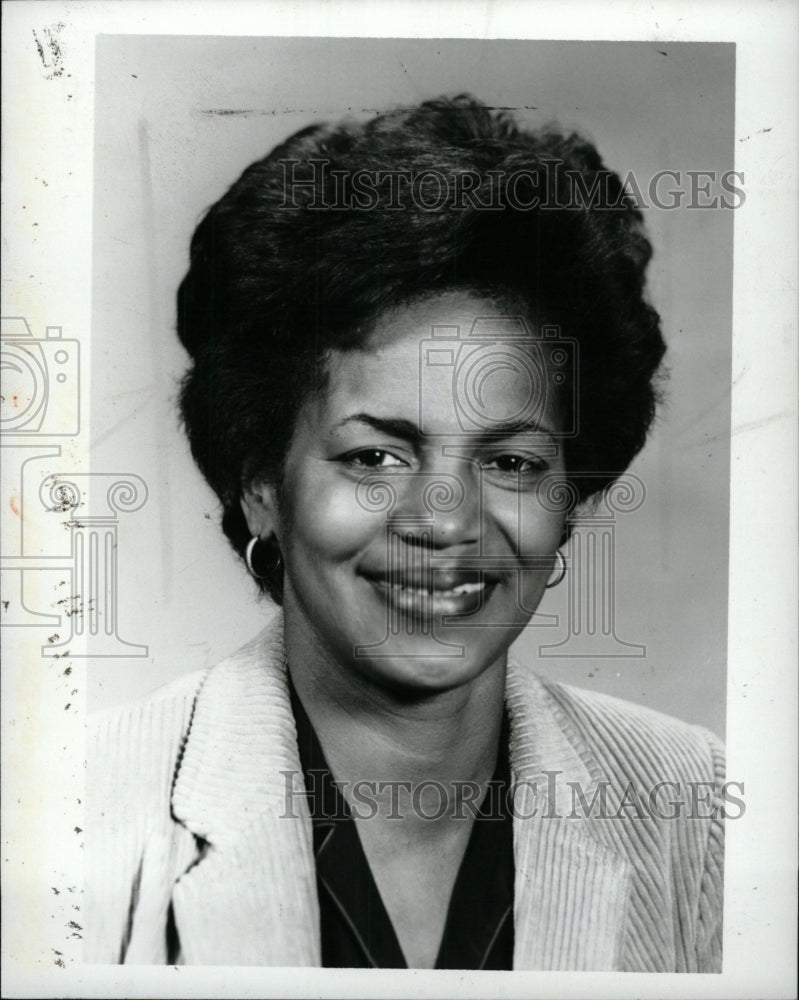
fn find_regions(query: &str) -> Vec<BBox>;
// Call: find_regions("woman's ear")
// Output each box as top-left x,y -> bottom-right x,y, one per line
240,480 -> 279,540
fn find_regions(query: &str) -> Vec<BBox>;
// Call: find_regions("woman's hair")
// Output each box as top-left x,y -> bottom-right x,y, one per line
177,94 -> 666,602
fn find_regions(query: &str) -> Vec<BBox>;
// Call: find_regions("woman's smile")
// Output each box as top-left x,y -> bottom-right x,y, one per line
361,565 -> 499,619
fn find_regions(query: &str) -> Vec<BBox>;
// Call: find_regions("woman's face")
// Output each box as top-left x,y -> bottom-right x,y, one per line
244,290 -> 568,696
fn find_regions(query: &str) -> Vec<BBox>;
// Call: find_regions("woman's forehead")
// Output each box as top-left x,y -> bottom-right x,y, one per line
314,290 -> 564,436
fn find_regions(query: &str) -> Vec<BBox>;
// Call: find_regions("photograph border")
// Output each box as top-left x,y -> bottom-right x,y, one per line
2,2 -> 796,998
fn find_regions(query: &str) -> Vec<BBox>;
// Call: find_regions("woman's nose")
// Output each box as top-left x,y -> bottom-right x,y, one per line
393,465 -> 481,548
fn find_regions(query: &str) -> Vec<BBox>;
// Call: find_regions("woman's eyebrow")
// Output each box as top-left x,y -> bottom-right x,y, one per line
483,418 -> 559,441
334,413 -> 423,443
334,413 -> 557,443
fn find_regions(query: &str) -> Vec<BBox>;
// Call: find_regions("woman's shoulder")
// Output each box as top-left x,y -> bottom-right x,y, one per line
548,673 -> 722,751
87,620 -> 284,786
89,618 -> 280,734
87,668 -> 210,827
509,659 -> 724,788
88,668 -> 208,753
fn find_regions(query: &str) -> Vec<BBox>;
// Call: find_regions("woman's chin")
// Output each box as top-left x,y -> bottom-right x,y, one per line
341,632 -> 509,699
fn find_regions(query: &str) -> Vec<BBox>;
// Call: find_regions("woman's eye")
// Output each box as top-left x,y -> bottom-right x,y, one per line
483,454 -> 544,476
345,449 -> 407,469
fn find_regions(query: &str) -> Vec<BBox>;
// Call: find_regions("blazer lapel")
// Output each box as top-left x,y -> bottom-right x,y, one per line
166,620 -> 632,969
506,662 -> 634,970
169,616 -> 321,966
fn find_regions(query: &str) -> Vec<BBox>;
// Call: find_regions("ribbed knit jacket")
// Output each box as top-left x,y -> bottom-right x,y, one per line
86,616 -> 724,970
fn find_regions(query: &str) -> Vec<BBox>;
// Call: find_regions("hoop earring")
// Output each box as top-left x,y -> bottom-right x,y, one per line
245,535 -> 281,580
546,549 -> 567,588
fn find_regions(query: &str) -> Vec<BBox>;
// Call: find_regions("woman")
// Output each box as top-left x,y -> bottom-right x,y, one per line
87,96 -> 724,970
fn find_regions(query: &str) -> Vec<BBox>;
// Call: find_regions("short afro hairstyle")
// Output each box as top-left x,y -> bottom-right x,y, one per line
177,94 -> 666,603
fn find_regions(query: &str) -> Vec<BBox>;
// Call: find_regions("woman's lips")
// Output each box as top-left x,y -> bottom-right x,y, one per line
364,570 -> 498,618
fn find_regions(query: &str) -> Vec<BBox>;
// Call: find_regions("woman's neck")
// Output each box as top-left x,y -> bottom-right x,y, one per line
284,614 -> 507,810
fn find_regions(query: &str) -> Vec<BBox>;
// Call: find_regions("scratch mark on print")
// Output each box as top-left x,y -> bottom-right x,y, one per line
32,23 -> 65,80
199,105 -> 540,119
738,127 -> 773,143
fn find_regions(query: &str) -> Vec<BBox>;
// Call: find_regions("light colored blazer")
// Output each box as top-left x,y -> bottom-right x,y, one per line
86,616 -> 724,970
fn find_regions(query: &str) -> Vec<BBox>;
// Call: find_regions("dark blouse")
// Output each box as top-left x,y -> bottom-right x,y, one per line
289,680 -> 514,969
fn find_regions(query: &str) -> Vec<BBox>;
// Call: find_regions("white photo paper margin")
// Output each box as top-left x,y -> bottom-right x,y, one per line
1,1 -> 797,998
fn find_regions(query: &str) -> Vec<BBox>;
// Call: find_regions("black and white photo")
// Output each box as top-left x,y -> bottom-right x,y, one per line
1,4 -> 796,998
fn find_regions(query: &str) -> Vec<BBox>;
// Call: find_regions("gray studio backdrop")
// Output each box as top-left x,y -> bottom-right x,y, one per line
89,36 -> 733,737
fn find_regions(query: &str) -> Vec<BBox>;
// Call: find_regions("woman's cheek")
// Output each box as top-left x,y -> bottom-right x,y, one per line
293,471 -> 376,559
517,492 -> 566,554
487,489 -> 558,555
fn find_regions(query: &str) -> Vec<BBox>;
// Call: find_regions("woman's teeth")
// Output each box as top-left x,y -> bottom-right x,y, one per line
387,581 -> 486,596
